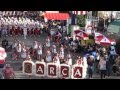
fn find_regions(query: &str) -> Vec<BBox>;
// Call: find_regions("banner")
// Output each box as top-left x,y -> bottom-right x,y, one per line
47,63 -> 59,78
59,64 -> 71,79
23,61 -> 34,75
35,61 -> 46,77
23,61 -> 87,79
71,65 -> 83,79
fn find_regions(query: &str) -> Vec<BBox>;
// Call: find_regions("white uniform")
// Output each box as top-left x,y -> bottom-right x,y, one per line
33,42 -> 38,50
16,44 -> 22,53
46,39 -> 50,47
50,29 -> 55,36
37,46 -> 42,55
21,48 -> 27,59
66,58 -> 72,65
23,27 -> 27,39
12,42 -> 17,49
59,51 -> 64,59
52,45 -> 57,53
53,56 -> 60,65
46,51 -> 52,63
83,57 -> 88,79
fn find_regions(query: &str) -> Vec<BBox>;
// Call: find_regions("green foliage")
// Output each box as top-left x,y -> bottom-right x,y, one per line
77,15 -> 85,27
89,34 -> 94,39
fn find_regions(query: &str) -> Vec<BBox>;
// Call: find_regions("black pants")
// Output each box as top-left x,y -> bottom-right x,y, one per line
88,67 -> 93,78
106,68 -> 111,77
100,70 -> 106,79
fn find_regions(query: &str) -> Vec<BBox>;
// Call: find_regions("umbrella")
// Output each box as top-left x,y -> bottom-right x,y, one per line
74,30 -> 89,40
94,32 -> 104,39
95,36 -> 116,46
0,47 -> 7,64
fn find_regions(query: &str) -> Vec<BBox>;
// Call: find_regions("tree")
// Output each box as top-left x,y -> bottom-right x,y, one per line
77,15 -> 85,27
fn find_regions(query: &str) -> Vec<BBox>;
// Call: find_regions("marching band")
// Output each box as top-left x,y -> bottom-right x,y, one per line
0,11 -> 88,79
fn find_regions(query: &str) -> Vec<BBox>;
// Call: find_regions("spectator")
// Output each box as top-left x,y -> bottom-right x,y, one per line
87,56 -> 94,79
3,64 -> 15,79
98,57 -> 107,79
2,38 -> 8,51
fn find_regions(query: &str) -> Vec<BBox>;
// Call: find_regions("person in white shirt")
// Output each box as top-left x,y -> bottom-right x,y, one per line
53,55 -> 60,66
37,43 -> 42,60
98,57 -> 107,79
46,50 -> 52,63
65,52 -> 72,65
59,45 -> 64,63
52,43 -> 57,54
21,46 -> 27,61
16,43 -> 22,60
23,26 -> 27,39
32,41 -> 38,57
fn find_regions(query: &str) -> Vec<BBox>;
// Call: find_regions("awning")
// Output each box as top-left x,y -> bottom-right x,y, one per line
44,13 -> 70,20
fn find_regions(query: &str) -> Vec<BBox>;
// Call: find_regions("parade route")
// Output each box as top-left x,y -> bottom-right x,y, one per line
0,34 -> 119,79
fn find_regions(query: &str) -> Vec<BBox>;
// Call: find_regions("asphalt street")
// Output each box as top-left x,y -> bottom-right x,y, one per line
0,33 -> 120,79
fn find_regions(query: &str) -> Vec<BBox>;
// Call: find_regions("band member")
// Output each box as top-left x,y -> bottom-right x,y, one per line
32,41 -> 38,58
26,54 -> 32,61
17,26 -> 21,36
53,54 -> 60,65
12,26 -> 16,36
12,39 -> 18,51
21,46 -> 27,61
30,28 -> 34,37
9,25 -> 12,36
71,41 -> 77,52
16,42 -> 22,60
59,45 -> 64,63
41,59 -> 45,62
45,37 -> 50,48
38,27 -> 41,36
15,25 -> 18,36
37,43 -> 42,60
46,50 -> 52,63
2,39 -> 8,51
23,25 -> 27,39
75,56 -> 84,66
34,27 -> 38,37
52,43 -> 57,55
65,52 -> 72,66
75,56 -> 88,79
27,27 -> 31,36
